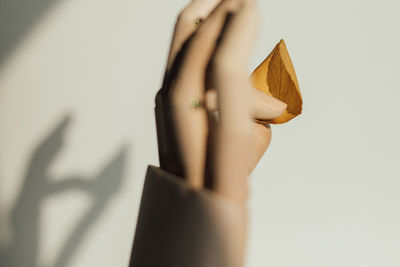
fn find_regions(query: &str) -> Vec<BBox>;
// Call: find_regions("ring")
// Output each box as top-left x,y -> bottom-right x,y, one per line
194,17 -> 203,25
191,98 -> 204,109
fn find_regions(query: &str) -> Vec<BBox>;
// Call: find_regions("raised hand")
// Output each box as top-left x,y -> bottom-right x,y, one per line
155,0 -> 287,197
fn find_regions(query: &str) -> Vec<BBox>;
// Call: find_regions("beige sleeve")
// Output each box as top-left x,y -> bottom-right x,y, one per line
129,165 -> 247,267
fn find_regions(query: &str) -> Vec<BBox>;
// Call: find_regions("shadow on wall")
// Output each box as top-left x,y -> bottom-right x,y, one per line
0,114 -> 129,267
0,0 -> 61,67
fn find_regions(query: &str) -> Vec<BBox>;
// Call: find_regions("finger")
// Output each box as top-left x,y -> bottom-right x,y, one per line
210,0 -> 260,203
205,88 -> 287,121
166,0 -> 245,189
205,89 -> 218,111
213,0 -> 260,69
171,0 -> 244,105
251,89 -> 287,120
167,0 -> 221,71
180,0 -> 245,73
212,0 -> 259,124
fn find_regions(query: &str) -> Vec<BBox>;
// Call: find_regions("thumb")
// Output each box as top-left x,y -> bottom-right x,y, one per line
251,88 -> 287,122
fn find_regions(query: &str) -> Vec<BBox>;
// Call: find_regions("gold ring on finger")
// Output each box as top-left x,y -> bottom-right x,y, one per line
194,17 -> 203,25
191,98 -> 205,109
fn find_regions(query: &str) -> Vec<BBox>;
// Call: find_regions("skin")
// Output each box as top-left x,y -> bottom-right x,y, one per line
155,0 -> 287,264
159,0 -> 286,202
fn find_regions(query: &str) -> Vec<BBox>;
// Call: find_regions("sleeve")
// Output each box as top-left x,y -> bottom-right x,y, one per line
129,165 -> 247,267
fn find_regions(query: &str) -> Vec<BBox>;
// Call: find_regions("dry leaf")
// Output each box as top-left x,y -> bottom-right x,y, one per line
251,39 -> 303,124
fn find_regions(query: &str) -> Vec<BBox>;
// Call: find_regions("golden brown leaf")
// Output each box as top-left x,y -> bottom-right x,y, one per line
251,39 -> 303,124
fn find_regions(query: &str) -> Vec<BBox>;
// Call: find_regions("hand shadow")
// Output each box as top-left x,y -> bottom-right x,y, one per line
1,114 -> 129,267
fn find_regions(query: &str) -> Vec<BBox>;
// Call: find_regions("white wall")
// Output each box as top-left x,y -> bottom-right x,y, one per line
0,0 -> 399,267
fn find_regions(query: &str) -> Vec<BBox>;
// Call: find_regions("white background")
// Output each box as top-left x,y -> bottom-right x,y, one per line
0,0 -> 399,266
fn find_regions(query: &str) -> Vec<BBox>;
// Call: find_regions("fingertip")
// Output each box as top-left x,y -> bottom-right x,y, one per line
253,89 -> 288,120
275,100 -> 288,116
280,101 -> 288,111
205,89 -> 218,111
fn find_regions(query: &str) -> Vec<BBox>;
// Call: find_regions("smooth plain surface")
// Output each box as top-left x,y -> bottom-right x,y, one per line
0,0 -> 399,267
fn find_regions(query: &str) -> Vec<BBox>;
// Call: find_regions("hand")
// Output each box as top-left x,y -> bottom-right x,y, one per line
155,0 -> 287,203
